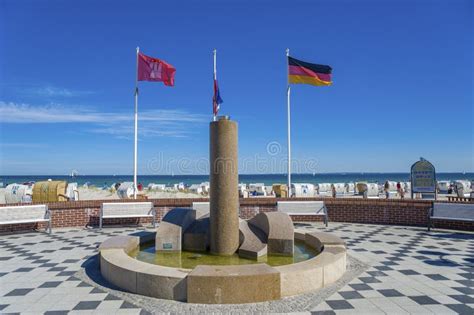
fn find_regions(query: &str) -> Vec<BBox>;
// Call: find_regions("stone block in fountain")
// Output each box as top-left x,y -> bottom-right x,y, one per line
155,208 -> 197,252
238,219 -> 267,259
249,212 -> 294,255
183,214 -> 210,252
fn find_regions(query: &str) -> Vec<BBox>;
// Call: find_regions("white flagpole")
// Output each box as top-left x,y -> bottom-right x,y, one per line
213,49 -> 217,122
134,47 -> 139,199
286,48 -> 292,196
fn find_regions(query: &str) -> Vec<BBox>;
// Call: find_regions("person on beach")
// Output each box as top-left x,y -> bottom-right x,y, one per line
397,182 -> 404,199
384,181 -> 390,199
332,184 -> 336,198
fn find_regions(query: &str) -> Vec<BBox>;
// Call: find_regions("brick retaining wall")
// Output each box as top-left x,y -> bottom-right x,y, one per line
1,198 -> 473,233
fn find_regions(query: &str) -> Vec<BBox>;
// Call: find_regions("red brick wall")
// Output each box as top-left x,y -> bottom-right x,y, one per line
1,197 -> 473,233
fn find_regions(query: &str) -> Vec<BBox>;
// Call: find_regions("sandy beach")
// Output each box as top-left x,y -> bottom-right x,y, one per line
0,186 -> 456,204
0,187 -> 204,204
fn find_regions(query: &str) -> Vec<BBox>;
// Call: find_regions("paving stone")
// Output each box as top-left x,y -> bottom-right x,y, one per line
72,301 -> 101,310
409,295 -> 441,305
104,294 -> 122,301
374,266 -> 392,271
359,277 -> 381,284
40,263 -> 58,268
0,256 -> 13,261
4,288 -> 34,296
90,288 -> 105,294
120,301 -> 139,309
446,304 -> 474,315
339,291 -> 364,299
398,269 -> 420,275
377,289 -> 404,297
48,267 -> 68,272
448,294 -> 474,304
458,272 -> 474,280
57,271 -> 76,277
367,271 -> 388,277
77,281 -> 93,287
451,286 -> 474,295
39,281 -> 62,288
13,267 -> 34,272
424,274 -> 449,281
349,283 -> 373,291
325,300 -> 354,310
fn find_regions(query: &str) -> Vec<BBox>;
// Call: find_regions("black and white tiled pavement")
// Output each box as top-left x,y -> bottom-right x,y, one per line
307,223 -> 474,314
0,223 -> 473,314
0,228 -> 146,314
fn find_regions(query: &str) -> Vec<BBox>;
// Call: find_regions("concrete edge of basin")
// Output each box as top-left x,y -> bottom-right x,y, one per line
99,230 -> 347,303
99,232 -> 190,301
276,229 -> 347,297
187,263 -> 281,304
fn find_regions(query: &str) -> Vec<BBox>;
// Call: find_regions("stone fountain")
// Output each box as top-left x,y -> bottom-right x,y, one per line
99,116 -> 347,304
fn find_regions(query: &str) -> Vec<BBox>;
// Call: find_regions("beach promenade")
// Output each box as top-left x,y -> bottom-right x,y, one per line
0,223 -> 472,314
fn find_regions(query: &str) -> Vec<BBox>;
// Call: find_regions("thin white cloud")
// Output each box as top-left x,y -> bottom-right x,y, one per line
0,102 -> 104,123
0,101 -> 207,138
25,86 -> 94,97
89,125 -> 190,139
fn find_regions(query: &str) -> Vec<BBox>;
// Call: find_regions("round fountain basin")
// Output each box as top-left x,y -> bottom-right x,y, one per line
129,240 -> 317,269
99,230 -> 347,304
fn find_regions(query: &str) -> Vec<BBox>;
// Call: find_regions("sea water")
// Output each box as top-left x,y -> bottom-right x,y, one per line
1,173 -> 472,188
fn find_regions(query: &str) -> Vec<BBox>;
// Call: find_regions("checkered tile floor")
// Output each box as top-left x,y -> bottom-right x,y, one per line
0,223 -> 473,314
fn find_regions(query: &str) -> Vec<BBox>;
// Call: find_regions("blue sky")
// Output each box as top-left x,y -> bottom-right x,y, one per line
0,0 -> 472,175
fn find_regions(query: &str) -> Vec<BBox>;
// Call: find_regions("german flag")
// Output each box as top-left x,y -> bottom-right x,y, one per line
288,56 -> 332,86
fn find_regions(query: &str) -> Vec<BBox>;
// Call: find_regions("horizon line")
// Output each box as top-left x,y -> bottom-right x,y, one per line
1,171 -> 473,177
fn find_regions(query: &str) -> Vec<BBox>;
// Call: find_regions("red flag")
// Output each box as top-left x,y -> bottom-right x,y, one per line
137,52 -> 176,86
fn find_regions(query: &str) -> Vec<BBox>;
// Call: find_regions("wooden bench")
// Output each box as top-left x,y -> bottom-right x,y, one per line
277,201 -> 328,227
100,202 -> 156,229
0,205 -> 51,234
428,202 -> 474,231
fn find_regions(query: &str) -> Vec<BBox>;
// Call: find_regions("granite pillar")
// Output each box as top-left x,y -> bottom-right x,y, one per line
209,116 -> 239,255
